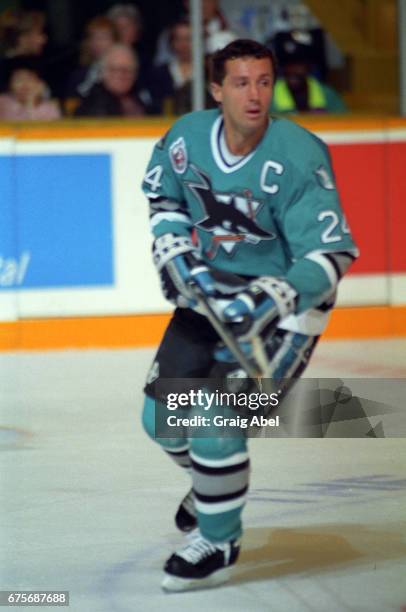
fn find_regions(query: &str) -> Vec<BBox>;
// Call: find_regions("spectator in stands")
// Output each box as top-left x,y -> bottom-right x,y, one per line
272,20 -> 328,83
147,19 -> 193,115
74,44 -> 146,117
0,61 -> 61,121
107,3 -> 149,87
148,21 -> 236,115
270,32 -> 346,113
107,4 -> 142,46
201,0 -> 228,38
154,0 -> 228,66
66,16 -> 118,99
0,9 -> 47,58
0,10 -> 48,92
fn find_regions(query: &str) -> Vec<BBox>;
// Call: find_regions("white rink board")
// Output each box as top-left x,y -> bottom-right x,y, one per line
0,136 -> 403,321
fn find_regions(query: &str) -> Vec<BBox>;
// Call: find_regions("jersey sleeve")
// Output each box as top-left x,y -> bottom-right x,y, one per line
276,138 -> 359,313
142,132 -> 192,239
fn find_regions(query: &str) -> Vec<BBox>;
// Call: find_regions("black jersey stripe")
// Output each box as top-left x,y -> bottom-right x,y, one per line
330,250 -> 358,261
194,485 -> 249,504
316,300 -> 335,313
217,119 -> 234,168
191,457 -> 250,476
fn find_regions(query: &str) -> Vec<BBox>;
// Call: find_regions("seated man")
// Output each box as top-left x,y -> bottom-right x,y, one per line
271,31 -> 346,114
74,44 -> 147,117
147,19 -> 193,115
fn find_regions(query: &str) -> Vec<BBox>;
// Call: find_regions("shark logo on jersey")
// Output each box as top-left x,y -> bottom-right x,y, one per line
315,165 -> 335,190
186,165 -> 275,259
169,137 -> 188,174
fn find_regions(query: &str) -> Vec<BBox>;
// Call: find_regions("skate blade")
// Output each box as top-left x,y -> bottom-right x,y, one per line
162,567 -> 231,592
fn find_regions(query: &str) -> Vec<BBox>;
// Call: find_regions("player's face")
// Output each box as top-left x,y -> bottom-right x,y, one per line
211,57 -> 273,135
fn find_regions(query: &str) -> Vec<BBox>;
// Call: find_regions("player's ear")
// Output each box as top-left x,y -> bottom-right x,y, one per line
210,82 -> 223,104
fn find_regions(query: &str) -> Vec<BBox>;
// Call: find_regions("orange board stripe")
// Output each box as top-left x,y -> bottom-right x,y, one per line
0,116 -> 404,141
0,306 -> 405,351
14,121 -> 174,140
0,313 -> 170,351
323,306 -> 401,339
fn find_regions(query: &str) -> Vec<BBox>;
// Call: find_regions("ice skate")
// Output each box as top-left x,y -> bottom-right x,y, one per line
162,530 -> 240,592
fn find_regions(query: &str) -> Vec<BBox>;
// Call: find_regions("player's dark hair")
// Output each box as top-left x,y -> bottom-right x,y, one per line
209,39 -> 276,85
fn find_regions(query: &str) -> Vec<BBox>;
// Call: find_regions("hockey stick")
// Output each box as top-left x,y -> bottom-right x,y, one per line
251,336 -> 273,380
189,283 -> 265,381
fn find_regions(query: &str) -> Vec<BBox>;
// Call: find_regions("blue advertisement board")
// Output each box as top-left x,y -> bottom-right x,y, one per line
0,153 -> 114,290
0,155 -> 17,287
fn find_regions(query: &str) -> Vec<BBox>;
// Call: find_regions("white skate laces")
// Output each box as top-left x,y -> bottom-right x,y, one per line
177,533 -> 219,564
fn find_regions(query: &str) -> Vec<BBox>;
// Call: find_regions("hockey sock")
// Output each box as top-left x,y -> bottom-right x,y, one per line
189,426 -> 249,542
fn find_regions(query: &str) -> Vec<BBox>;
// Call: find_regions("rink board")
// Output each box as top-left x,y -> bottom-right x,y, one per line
0,117 -> 405,348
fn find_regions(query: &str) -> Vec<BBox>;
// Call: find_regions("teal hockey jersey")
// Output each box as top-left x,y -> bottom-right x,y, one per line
142,109 -> 359,335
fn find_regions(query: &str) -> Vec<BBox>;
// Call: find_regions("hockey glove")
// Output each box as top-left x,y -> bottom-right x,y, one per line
152,233 -> 215,307
223,276 -> 297,341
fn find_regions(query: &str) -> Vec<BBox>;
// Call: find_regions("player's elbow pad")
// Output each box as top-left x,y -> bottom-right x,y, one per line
286,250 -> 357,313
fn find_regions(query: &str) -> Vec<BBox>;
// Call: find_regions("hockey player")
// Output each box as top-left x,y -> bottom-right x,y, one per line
141,39 -> 358,591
